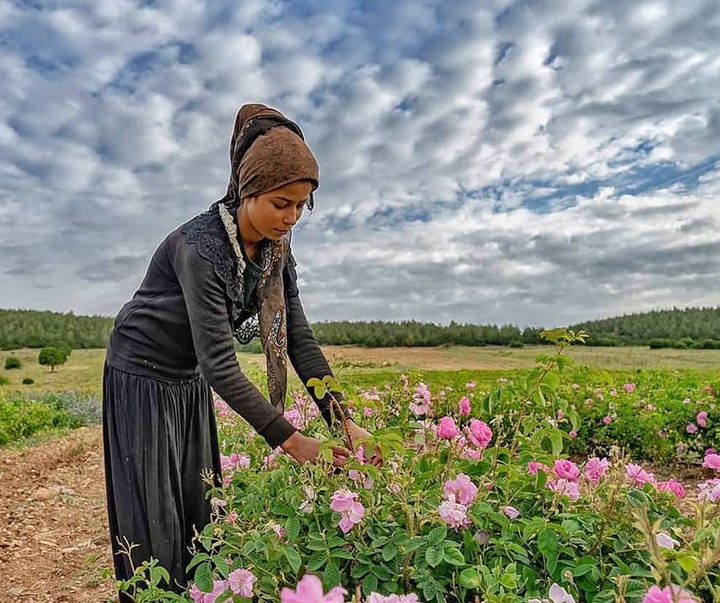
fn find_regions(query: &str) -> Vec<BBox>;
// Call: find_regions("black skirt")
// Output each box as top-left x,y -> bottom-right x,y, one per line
102,363 -> 221,596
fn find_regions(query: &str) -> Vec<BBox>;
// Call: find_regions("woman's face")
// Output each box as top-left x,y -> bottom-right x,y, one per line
239,180 -> 314,243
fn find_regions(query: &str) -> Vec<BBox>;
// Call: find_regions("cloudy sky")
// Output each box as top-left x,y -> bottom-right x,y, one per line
1,0 -> 719,328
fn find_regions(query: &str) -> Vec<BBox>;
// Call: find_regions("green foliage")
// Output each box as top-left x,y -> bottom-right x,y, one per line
0,308 -> 112,350
130,329 -> 719,602
38,346 -> 68,372
0,392 -> 100,445
0,376 -> 8,386
4,356 -> 21,370
572,305 -> 720,347
22,377 -> 34,385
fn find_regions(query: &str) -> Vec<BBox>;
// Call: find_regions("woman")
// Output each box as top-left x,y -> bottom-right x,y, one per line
103,103 -> 374,596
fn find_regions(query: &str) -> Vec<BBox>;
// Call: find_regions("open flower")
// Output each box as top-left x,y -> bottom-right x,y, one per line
553,459 -> 580,481
190,580 -> 229,603
702,452 -> 720,471
228,568 -> 256,598
330,489 -> 365,533
438,495 -> 470,529
280,574 -> 347,603
655,533 -> 680,549
584,457 -> 609,484
642,585 -> 697,603
437,416 -> 459,439
467,419 -> 493,448
443,474 -> 478,506
458,396 -> 471,416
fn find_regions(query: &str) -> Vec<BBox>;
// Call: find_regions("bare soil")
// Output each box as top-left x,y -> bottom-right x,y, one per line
0,427 -> 115,603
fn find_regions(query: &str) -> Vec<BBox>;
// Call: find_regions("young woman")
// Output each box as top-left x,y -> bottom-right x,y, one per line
103,103 -> 375,597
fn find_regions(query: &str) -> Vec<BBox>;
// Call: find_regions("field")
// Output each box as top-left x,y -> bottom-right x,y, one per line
4,344 -> 720,396
1,344 -> 719,602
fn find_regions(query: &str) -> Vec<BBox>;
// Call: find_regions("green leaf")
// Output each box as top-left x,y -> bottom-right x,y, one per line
323,562 -> 341,588
371,565 -> 391,581
425,545 -> 444,568
459,568 -> 482,589
676,554 -> 700,573
212,555 -> 229,578
537,528 -> 559,575
330,548 -> 354,560
382,543 -> 398,562
572,563 -> 594,577
443,547 -> 465,566
284,547 -> 302,574
427,526 -> 448,545
307,552 -> 326,571
285,517 -> 300,542
422,581 -> 438,601
362,573 -> 378,594
194,562 -> 214,593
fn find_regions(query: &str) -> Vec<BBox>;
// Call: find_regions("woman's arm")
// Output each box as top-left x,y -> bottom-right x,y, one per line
172,237 -> 297,449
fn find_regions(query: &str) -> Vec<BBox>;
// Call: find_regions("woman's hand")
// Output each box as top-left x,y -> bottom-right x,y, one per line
346,421 -> 383,467
281,431 -> 351,467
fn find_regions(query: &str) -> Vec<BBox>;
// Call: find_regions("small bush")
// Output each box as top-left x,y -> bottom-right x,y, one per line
38,347 -> 67,372
22,377 -> 34,385
4,357 -> 22,370
0,376 -> 8,386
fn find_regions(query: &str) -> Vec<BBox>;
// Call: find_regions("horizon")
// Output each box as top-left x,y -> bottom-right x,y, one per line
2,303 -> 719,331
1,1 -> 719,326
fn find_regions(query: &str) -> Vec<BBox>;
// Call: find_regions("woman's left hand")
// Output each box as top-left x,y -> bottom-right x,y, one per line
346,421 -> 383,467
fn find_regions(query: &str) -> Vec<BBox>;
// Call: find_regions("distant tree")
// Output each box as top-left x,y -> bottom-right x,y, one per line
4,356 -> 21,370
38,347 -> 67,372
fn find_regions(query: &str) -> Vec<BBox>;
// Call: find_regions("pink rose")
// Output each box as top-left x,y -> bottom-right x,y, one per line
553,459 -> 580,481
437,416 -> 459,439
696,411 -> 708,428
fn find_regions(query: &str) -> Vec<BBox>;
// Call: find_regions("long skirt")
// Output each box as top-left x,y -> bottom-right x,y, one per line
102,363 -> 222,598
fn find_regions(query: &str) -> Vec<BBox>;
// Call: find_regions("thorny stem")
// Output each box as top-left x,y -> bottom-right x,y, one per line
327,391 -> 355,453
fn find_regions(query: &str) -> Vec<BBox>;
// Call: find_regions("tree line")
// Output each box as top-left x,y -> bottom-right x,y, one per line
1,306 -> 720,350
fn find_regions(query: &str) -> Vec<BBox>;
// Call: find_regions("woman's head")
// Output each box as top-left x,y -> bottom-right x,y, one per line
224,103 -> 319,209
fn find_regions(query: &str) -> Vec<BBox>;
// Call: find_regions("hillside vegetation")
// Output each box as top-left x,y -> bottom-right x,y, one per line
1,306 -> 720,350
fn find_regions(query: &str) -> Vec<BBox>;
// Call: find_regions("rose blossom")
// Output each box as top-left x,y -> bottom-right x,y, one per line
656,479 -> 685,498
458,396 -> 471,416
642,585 -> 697,603
553,459 -> 580,481
696,411 -> 708,427
228,568 -> 256,598
438,496 -> 470,529
655,533 -> 680,550
467,419 -> 493,448
702,452 -> 720,471
443,474 -> 478,506
437,416 -> 459,439
584,457 -> 609,484
280,574 -> 347,603
502,505 -> 520,519
626,463 -> 655,486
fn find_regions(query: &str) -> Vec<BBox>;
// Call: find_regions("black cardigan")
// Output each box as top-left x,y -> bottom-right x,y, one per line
106,207 -> 344,449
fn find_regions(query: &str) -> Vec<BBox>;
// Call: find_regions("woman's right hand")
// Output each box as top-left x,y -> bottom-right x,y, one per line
281,431 -> 350,466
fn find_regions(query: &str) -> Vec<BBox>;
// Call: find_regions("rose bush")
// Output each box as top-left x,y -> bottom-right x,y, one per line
125,330 -> 720,602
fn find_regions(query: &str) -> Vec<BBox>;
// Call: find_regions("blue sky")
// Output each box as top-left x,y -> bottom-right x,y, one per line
1,0 -> 719,328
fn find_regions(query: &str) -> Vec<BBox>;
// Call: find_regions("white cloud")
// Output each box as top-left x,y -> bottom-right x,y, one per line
1,0 -> 719,327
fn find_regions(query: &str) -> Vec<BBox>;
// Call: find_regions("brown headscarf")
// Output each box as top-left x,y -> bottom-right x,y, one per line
224,103 -> 319,207
221,103 -> 319,412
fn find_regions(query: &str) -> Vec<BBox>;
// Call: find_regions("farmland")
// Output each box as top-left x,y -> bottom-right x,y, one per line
1,343 -> 719,602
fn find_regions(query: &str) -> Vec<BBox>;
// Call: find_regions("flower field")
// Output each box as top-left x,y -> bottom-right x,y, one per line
122,331 -> 719,603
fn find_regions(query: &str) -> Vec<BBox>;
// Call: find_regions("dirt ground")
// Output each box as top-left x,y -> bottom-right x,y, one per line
0,426 -> 115,603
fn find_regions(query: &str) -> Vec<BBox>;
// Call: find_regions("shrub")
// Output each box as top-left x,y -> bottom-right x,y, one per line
0,376 -> 8,386
0,392 -> 101,445
38,347 -> 67,372
4,356 -> 21,370
127,330 -> 720,603
22,377 -> 34,385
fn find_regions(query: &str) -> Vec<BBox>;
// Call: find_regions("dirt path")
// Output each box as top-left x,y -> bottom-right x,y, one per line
0,427 -> 115,603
